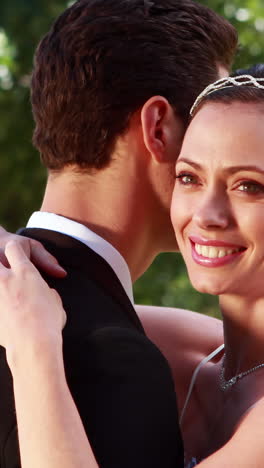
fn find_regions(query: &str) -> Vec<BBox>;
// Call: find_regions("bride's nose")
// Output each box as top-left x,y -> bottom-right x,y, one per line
193,189 -> 232,230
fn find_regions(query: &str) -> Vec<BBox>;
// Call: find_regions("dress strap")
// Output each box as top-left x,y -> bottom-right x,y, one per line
180,344 -> 224,426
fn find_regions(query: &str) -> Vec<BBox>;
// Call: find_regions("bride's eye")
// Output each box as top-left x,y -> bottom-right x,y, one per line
236,180 -> 264,194
175,172 -> 198,186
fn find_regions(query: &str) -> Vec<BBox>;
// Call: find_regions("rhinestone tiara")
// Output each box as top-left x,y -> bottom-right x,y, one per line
190,75 -> 264,117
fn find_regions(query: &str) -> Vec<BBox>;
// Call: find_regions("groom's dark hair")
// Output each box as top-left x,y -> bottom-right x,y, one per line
31,0 -> 237,171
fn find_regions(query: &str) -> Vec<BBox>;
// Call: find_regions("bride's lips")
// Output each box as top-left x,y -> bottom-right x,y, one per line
189,236 -> 246,267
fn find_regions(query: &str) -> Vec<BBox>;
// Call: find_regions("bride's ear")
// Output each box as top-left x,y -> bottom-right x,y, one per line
141,96 -> 182,163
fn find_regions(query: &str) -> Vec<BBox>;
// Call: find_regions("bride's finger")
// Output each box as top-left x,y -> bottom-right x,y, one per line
5,241 -> 36,274
0,256 -> 9,274
0,249 -> 10,268
0,248 -> 11,273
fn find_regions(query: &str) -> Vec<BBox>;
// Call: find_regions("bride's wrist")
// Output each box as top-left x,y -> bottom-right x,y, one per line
6,332 -> 64,374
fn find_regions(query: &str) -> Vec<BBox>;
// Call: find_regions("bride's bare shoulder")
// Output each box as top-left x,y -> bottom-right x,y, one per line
136,305 -> 223,355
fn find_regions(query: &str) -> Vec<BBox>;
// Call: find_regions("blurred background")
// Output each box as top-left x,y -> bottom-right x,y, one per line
0,0 -> 263,316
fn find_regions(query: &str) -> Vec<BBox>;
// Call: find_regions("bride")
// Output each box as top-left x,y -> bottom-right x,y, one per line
1,64 -> 264,467
171,63 -> 264,467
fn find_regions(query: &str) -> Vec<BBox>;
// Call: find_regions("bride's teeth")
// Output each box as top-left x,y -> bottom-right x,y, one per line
195,244 -> 202,255
218,249 -> 226,258
208,247 -> 218,258
194,243 -> 241,258
201,245 -> 208,257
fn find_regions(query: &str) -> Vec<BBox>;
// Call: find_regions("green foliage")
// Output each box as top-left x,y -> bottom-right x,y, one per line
134,252 -> 220,317
0,0 -> 263,314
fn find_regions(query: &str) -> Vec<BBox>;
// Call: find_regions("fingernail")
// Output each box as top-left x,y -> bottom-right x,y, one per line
57,265 -> 67,274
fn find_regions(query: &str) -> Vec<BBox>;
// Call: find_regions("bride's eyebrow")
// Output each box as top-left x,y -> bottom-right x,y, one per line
224,165 -> 264,175
176,159 -> 264,176
176,157 -> 202,170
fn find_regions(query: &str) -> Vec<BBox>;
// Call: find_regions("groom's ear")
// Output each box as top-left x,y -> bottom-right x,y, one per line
141,96 -> 184,163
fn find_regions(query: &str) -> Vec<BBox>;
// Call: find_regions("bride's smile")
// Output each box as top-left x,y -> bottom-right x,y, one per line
190,237 -> 245,266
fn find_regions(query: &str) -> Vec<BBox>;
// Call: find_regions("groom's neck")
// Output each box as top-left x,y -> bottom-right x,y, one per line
40,166 -> 163,282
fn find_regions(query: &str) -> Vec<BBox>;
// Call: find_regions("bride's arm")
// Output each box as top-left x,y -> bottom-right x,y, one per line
11,342 -> 98,468
0,241 -> 98,468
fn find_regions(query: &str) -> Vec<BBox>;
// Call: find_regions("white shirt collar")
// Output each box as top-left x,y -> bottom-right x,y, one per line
27,212 -> 134,304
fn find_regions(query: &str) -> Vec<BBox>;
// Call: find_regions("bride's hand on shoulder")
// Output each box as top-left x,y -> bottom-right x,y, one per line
0,240 -> 67,368
0,226 -> 66,277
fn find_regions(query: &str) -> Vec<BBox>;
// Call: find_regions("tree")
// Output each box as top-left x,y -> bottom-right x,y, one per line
0,0 -> 263,314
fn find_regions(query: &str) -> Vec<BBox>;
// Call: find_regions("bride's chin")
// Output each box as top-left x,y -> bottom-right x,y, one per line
189,278 -> 227,296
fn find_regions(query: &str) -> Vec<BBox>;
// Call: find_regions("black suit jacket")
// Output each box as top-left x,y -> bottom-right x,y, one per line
0,228 -> 183,467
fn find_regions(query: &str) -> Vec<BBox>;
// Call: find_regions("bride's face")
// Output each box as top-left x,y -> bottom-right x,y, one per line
171,100 -> 264,297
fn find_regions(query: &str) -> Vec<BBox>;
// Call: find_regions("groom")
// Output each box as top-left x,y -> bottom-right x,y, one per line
0,0 -> 237,467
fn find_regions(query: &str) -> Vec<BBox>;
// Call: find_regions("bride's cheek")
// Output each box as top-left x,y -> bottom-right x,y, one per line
170,205 -> 185,239
171,189 -> 192,220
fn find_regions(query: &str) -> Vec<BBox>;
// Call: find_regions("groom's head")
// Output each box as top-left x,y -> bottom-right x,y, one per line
31,0 -> 237,252
31,0 -> 237,172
